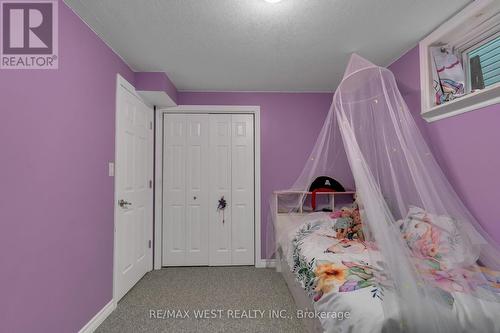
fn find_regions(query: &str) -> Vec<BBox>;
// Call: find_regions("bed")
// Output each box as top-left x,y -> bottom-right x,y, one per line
276,211 -> 500,333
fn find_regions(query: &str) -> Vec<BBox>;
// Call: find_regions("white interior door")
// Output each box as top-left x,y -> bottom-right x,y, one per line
231,115 -> 254,265
162,113 -> 254,267
209,114 -> 233,265
163,114 -> 209,266
115,81 -> 153,301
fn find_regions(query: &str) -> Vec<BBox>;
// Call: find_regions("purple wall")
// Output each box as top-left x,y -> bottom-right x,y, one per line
178,92 -> 334,258
0,2 -> 134,332
389,46 -> 500,244
9,2 -> 498,332
135,71 -> 178,104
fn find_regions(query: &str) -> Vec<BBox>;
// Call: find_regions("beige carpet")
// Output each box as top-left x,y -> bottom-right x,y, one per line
96,267 -> 306,333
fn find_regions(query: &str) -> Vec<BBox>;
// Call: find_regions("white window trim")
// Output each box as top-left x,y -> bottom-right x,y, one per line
419,0 -> 500,122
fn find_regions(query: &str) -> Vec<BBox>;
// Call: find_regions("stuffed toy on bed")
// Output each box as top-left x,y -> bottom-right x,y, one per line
349,209 -> 365,241
331,204 -> 365,241
333,217 -> 353,239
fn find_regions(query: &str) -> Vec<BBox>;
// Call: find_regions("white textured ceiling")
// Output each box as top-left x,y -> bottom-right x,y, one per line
64,0 -> 469,92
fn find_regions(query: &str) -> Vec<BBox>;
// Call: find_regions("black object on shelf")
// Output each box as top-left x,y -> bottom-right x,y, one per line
470,55 -> 485,91
308,176 -> 345,192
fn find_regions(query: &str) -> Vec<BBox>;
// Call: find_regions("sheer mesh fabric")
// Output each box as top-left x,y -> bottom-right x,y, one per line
268,54 -> 500,332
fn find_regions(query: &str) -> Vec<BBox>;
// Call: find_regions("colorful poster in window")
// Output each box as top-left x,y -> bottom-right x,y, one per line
431,47 -> 465,105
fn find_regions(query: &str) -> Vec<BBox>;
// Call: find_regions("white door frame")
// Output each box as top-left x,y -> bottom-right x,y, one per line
113,74 -> 154,301
154,105 -> 262,269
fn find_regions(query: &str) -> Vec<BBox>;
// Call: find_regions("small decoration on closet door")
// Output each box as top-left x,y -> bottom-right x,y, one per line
217,196 -> 227,224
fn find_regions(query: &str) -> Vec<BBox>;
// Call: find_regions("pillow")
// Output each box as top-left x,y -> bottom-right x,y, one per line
400,206 -> 466,269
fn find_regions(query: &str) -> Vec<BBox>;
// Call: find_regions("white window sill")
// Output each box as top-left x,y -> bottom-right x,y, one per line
422,83 -> 500,122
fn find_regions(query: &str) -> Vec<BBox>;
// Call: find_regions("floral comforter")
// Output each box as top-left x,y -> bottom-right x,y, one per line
281,213 -> 500,333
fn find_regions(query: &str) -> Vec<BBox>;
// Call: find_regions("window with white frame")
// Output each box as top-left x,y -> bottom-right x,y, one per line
419,0 -> 500,122
464,34 -> 500,92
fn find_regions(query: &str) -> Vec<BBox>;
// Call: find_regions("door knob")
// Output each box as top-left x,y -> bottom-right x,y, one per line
118,199 -> 132,208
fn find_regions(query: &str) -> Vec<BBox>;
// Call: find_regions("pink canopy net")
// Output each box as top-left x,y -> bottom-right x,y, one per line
268,54 -> 500,332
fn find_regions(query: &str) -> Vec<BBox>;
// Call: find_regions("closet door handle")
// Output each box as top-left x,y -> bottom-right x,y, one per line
217,196 -> 227,210
217,196 -> 227,224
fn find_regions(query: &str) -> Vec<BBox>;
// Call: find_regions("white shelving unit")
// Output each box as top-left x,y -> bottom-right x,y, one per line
273,191 -> 356,251
274,190 -> 356,215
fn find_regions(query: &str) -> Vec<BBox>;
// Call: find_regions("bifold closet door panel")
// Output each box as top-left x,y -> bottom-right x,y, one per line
231,115 -> 254,265
209,114 -> 233,266
185,115 -> 209,265
163,114 -> 209,266
163,115 -> 187,266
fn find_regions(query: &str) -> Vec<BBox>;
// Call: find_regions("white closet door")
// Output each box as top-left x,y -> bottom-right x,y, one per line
163,114 -> 209,266
163,115 -> 187,266
185,115 -> 209,265
231,115 -> 254,265
209,114 -> 233,265
163,113 -> 254,267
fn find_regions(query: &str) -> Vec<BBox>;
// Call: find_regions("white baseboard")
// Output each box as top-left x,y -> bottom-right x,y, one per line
78,299 -> 116,333
255,259 -> 277,268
